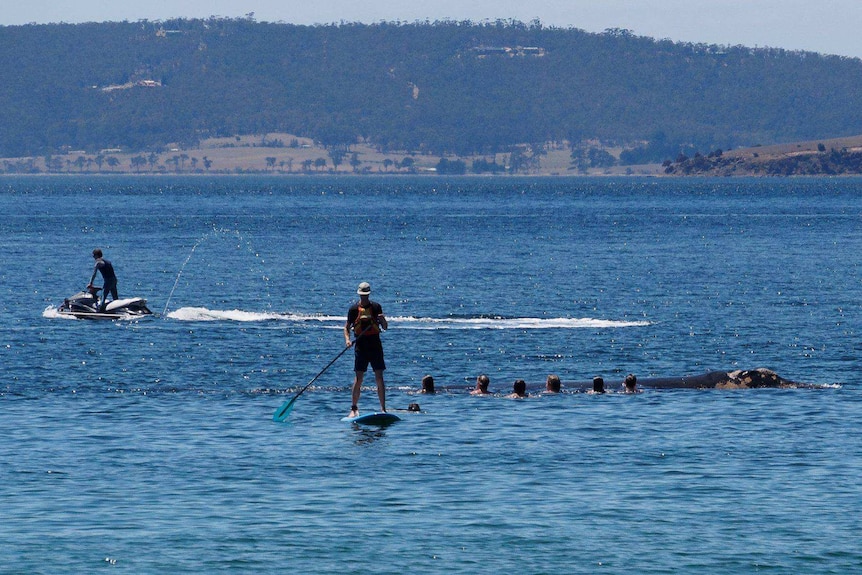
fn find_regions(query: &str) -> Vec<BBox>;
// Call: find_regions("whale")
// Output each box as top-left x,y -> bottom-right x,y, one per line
629,368 -> 799,390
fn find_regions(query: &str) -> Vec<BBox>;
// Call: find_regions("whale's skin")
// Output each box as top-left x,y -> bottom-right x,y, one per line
636,369 -> 796,389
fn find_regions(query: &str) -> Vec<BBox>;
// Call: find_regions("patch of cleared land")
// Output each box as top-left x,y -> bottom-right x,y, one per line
725,134 -> 862,160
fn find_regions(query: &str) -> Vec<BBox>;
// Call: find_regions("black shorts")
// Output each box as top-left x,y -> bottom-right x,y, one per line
354,338 -> 385,372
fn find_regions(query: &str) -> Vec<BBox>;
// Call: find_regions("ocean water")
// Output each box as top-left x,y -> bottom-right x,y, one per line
1,176 -> 860,574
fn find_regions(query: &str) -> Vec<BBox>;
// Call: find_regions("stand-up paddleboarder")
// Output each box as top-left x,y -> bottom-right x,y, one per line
344,282 -> 388,417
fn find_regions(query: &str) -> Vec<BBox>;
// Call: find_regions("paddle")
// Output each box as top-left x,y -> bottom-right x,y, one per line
272,323 -> 375,422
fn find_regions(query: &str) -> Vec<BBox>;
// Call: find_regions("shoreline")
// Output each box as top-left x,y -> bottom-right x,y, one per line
4,131 -> 862,177
0,132 -> 664,177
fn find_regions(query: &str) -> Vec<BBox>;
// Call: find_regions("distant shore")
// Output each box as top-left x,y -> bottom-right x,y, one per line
0,133 -> 663,177
4,132 -> 862,177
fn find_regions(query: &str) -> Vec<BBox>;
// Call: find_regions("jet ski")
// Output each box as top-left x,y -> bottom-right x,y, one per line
57,285 -> 153,320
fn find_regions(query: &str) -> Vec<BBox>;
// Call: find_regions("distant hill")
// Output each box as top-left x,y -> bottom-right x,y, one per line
2,18 -> 862,168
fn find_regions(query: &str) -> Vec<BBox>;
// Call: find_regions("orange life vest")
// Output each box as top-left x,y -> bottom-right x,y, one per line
353,303 -> 380,336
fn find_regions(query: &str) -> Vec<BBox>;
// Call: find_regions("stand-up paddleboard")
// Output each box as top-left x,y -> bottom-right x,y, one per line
341,412 -> 401,426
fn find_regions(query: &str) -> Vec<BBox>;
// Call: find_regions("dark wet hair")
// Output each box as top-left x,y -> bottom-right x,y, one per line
624,374 -> 637,389
477,374 -> 490,391
546,374 -> 561,392
593,376 -> 605,393
421,374 -> 435,393
407,403 -> 420,412
513,379 -> 526,395
92,248 -> 103,258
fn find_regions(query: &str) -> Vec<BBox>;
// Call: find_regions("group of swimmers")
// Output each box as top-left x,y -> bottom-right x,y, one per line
416,373 -> 641,397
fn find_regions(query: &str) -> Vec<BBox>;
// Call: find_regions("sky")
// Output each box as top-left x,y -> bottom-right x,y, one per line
3,0 -> 861,59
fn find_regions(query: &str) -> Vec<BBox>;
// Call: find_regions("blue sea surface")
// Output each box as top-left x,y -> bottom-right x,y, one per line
1,176 -> 861,573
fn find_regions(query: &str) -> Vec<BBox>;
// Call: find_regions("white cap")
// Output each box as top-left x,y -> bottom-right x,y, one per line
357,282 -> 371,295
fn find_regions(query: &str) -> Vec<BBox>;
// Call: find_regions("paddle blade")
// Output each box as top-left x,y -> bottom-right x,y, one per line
272,395 -> 298,422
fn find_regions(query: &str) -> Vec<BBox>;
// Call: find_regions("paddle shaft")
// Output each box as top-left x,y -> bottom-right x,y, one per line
271,347 -> 348,421
295,344 -> 351,398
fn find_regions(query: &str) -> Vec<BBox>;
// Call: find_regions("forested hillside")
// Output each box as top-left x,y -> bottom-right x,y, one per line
2,18 -> 862,162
